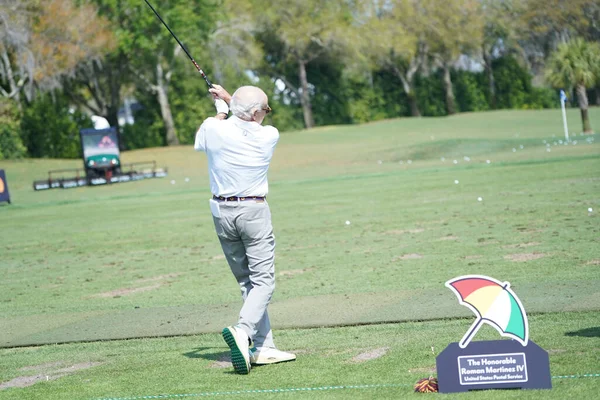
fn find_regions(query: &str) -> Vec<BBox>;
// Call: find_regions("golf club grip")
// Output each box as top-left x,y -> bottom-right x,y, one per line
203,74 -> 214,89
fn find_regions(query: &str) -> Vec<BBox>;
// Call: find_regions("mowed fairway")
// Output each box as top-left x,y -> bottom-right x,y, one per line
0,108 -> 599,399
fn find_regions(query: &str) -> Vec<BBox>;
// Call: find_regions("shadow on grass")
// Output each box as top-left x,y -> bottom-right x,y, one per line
183,347 -> 228,361
183,347 -> 240,375
565,327 -> 600,338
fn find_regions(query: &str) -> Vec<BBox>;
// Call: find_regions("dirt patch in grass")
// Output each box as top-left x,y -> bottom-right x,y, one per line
408,365 -> 437,374
1,362 -> 103,390
284,244 -> 322,251
135,273 -> 181,283
19,361 -> 65,372
519,228 -> 544,234
502,242 -> 541,249
393,254 -> 423,261
547,349 -> 567,354
278,268 -> 315,277
90,284 -> 162,298
504,253 -> 546,262
208,353 -> 232,369
348,347 -> 389,363
438,236 -> 458,241
385,229 -> 425,235
464,255 -> 482,260
586,259 -> 600,265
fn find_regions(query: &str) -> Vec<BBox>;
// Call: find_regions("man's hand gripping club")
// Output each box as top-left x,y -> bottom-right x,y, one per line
210,84 -> 232,120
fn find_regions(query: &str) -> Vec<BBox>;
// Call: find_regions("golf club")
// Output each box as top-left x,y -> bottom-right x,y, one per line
143,0 -> 213,88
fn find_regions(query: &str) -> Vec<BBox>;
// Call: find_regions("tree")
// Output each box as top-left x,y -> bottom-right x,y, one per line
255,0 -> 357,129
481,0 -> 523,109
545,38 -> 600,134
517,0 -> 598,77
0,1 -> 35,106
20,92 -> 92,158
31,0 -> 114,89
1,0 -> 113,107
0,99 -> 26,159
421,0 -> 484,115
82,0 -> 217,146
359,0 -> 426,117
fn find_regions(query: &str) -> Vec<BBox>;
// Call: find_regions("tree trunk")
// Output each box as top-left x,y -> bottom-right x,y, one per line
442,62 -> 457,115
1,49 -> 21,108
156,62 -> 179,145
396,68 -> 421,117
483,48 -> 496,109
576,83 -> 593,134
298,60 -> 315,129
408,94 -> 420,117
107,62 -> 124,151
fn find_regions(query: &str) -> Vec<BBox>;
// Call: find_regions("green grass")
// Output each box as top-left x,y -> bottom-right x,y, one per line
0,108 -> 599,398
0,312 -> 598,399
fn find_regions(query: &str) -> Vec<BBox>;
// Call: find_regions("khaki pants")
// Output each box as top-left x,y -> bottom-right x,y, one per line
212,200 -> 275,349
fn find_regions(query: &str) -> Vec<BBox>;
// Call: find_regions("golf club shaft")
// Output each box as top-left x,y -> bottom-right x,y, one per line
143,0 -> 213,88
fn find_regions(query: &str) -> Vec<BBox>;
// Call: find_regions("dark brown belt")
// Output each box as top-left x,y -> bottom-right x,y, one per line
213,195 -> 265,202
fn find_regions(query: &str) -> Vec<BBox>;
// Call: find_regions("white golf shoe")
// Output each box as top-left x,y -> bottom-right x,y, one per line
250,347 -> 297,365
222,326 -> 251,374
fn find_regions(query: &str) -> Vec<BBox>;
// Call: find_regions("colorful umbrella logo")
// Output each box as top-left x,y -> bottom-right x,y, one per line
446,275 -> 529,348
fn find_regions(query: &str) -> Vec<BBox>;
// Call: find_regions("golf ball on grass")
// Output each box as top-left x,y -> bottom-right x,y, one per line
454,180 -> 459,184
477,197 -> 483,202
345,220 -> 351,225
588,208 -> 593,213
170,180 -> 176,185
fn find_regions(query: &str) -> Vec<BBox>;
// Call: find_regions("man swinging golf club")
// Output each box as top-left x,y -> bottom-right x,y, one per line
195,84 -> 296,374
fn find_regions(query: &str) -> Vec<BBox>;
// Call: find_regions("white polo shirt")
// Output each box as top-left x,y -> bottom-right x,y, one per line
194,116 -> 279,197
